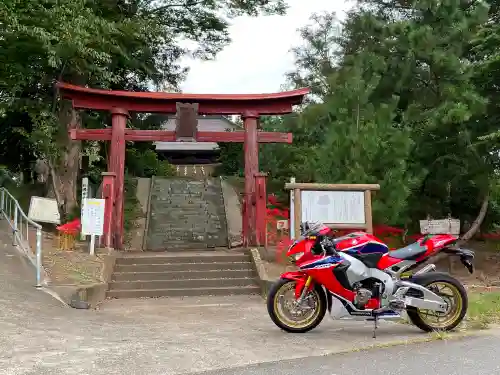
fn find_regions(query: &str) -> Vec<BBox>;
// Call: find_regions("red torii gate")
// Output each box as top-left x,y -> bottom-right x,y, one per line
56,82 -> 309,250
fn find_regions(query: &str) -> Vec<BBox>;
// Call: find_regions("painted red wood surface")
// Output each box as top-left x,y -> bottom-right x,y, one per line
70,129 -> 292,143
57,82 -> 309,115
255,173 -> 268,246
100,172 -> 116,248
108,109 -> 128,248
243,115 -> 259,247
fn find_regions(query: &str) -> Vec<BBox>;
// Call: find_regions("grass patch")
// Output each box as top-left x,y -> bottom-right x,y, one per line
466,291 -> 500,329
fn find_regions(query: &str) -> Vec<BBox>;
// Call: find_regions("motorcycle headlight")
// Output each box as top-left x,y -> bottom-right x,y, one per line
293,252 -> 304,261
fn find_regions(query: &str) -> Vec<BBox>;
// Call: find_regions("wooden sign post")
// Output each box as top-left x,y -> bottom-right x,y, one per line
285,181 -> 380,239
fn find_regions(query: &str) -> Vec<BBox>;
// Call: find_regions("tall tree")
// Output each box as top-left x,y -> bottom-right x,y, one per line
0,0 -> 287,219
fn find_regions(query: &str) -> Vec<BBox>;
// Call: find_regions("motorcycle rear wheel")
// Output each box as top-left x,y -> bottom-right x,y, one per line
406,272 -> 468,332
267,278 -> 326,333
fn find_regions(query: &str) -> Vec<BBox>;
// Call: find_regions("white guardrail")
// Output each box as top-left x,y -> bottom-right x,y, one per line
0,188 -> 43,287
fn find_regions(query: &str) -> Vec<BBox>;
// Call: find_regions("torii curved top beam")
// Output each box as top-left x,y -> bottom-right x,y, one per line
56,82 -> 310,115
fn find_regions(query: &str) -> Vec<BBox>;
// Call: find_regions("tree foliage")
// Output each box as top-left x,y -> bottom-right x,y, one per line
0,0 -> 287,218
219,0 -> 500,233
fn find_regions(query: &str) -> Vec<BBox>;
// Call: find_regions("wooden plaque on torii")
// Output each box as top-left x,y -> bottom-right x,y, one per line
175,103 -> 198,141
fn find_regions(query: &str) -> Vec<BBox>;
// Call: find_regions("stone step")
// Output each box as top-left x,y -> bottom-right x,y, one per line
108,277 -> 256,290
115,261 -> 253,273
116,254 -> 250,265
150,214 -> 223,220
152,203 -> 224,208
150,200 -> 214,204
150,215 -> 224,220
159,196 -> 212,199
144,243 -> 223,250
151,188 -> 216,193
112,269 -> 256,281
146,237 -> 225,244
150,245 -> 220,251
150,202 -> 217,206
146,177 -> 228,250
151,203 -> 211,207
106,285 -> 261,298
151,206 -> 223,210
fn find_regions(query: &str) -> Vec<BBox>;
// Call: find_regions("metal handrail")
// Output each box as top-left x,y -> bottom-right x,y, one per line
0,188 -> 43,287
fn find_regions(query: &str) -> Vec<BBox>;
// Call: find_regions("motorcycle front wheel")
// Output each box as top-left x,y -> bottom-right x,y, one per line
267,278 -> 326,333
406,272 -> 468,332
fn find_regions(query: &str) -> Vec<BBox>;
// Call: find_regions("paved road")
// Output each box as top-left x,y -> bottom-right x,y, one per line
197,332 -> 500,375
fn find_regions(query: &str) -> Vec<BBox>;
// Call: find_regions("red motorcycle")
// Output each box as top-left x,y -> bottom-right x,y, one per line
267,222 -> 474,336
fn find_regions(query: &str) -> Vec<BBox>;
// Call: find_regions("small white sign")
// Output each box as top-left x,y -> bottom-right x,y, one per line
420,219 -> 460,235
277,220 -> 289,230
81,198 -> 105,236
28,196 -> 61,224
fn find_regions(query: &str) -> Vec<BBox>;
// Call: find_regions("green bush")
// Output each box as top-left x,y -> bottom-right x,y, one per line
125,148 -> 175,178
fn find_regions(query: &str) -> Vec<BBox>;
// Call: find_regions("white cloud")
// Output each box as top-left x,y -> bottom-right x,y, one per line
180,0 -> 354,94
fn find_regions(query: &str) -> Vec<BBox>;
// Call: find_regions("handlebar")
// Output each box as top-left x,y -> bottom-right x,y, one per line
321,237 -> 340,257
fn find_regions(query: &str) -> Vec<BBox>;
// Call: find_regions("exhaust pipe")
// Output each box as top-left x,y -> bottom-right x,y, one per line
414,264 -> 436,276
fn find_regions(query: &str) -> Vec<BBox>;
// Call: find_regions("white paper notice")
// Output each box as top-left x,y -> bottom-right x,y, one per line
300,190 -> 365,225
81,198 -> 105,236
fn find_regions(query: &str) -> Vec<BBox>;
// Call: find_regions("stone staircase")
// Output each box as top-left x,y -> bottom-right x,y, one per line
145,177 -> 228,251
106,251 -> 260,298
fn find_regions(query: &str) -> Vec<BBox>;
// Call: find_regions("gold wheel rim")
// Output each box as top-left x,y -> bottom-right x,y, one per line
273,281 -> 322,329
416,281 -> 463,330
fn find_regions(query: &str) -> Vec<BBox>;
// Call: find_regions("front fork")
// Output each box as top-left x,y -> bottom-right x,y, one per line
280,271 -> 316,304
296,276 -> 313,302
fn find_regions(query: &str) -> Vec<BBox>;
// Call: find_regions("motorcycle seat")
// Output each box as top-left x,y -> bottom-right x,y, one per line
390,242 -> 428,260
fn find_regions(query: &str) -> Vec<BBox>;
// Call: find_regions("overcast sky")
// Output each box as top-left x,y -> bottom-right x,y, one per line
180,0 -> 354,94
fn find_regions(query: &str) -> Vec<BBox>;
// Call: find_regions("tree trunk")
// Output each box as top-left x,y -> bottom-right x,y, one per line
460,193 -> 490,242
49,102 -> 81,223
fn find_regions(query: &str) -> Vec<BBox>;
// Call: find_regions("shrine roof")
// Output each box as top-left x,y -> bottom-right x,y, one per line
56,82 -> 309,115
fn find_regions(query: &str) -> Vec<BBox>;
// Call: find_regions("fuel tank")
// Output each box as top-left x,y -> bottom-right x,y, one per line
334,232 -> 389,255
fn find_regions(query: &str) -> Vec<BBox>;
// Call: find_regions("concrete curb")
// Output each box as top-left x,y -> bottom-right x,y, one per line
46,248 -> 118,309
466,285 -> 500,293
315,327 -> 498,358
249,248 -> 276,298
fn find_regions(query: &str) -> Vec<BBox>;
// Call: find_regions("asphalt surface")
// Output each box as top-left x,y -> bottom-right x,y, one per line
196,332 -> 500,375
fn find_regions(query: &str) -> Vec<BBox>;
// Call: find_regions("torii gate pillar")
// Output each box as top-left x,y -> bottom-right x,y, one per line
243,112 -> 259,247
108,108 -> 129,248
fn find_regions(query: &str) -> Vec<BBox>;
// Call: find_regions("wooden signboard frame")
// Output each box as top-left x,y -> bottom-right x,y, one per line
285,182 -> 380,239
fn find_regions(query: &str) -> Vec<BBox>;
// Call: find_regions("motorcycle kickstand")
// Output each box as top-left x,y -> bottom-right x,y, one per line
372,316 -> 378,339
